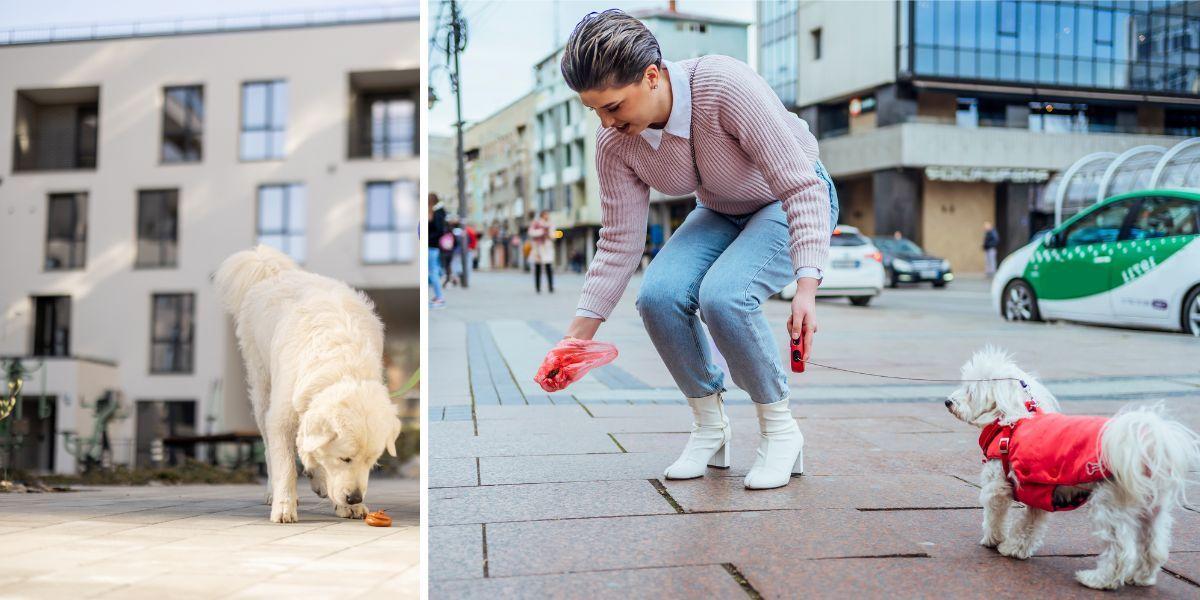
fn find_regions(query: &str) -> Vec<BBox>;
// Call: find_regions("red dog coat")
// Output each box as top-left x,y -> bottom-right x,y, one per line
979,405 -> 1111,512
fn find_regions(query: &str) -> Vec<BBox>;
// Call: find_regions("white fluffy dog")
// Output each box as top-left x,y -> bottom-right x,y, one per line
214,245 -> 401,523
946,347 -> 1200,590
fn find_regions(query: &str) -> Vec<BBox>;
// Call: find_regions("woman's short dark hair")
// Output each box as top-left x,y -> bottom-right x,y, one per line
560,9 -> 662,92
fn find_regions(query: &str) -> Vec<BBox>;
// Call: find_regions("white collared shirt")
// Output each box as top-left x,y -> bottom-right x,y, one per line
639,60 -> 691,151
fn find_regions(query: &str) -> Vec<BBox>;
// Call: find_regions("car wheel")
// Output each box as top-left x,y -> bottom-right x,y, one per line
887,269 -> 898,288
1002,280 -> 1041,322
849,296 -> 872,307
1183,285 -> 1200,336
932,281 -> 947,288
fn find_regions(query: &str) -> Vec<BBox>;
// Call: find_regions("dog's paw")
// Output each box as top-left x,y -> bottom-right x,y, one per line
979,533 -> 1002,548
997,539 -> 1034,560
1130,568 -> 1159,587
264,492 -> 273,506
336,503 -> 369,519
270,498 -> 298,524
1075,568 -> 1121,590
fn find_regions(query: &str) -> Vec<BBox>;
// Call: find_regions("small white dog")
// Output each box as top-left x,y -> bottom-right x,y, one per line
945,347 -> 1200,590
214,245 -> 401,523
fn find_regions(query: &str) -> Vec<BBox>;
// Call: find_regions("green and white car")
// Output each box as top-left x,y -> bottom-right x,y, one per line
993,189 -> 1200,335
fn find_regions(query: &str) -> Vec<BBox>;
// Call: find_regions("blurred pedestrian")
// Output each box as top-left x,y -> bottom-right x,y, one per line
428,194 -> 448,308
465,223 -> 479,269
445,215 -> 464,287
540,10 -> 838,490
983,221 -> 1000,276
528,210 -> 555,293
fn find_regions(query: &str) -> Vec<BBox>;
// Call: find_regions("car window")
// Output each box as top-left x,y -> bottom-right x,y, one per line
1062,199 -> 1134,246
1125,197 -> 1199,240
831,232 -> 867,246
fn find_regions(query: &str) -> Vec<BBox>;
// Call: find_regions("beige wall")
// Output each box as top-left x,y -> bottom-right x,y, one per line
0,21 -> 419,472
922,180 -> 995,274
795,1 -> 897,106
820,121 -> 1187,179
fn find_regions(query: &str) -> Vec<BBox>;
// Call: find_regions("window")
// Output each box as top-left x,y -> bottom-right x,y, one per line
45,192 -> 87,270
1063,200 -> 1135,247
363,180 -> 418,264
162,86 -> 203,163
257,184 -> 306,263
135,400 -> 196,467
1126,197 -> 1199,240
811,27 -> 822,60
150,293 -> 194,374
136,190 -> 179,268
240,81 -> 287,160
32,296 -> 70,357
364,94 -> 416,158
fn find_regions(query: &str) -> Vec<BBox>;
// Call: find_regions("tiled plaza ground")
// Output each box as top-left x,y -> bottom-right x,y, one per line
0,478 -> 418,599
429,269 -> 1200,599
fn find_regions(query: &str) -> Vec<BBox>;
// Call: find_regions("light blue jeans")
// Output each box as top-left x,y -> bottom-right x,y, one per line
636,161 -> 838,404
428,248 -> 444,301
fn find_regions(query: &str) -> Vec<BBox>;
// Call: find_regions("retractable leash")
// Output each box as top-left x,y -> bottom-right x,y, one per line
788,334 -> 1026,385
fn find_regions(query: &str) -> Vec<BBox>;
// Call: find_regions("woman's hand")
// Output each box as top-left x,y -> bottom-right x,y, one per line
787,278 -> 819,361
565,316 -> 602,341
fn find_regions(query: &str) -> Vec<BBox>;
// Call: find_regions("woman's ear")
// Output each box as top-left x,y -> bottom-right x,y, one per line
643,63 -> 660,87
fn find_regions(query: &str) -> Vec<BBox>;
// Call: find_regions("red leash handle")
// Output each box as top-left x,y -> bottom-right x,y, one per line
790,327 -> 805,374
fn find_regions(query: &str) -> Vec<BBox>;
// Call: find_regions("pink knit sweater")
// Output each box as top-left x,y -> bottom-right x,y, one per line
578,55 -> 830,319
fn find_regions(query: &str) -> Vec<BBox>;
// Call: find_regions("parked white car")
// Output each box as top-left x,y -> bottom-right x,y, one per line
779,225 -> 886,306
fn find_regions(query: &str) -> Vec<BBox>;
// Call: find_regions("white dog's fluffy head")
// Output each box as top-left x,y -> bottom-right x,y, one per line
945,346 -> 1059,427
296,379 -> 401,506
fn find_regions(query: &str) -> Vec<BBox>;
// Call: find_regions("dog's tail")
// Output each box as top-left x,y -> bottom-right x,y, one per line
1101,403 -> 1200,508
213,245 -> 298,314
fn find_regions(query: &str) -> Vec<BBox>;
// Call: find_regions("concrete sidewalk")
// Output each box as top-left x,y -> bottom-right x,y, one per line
0,478 -> 418,599
429,270 -> 1200,598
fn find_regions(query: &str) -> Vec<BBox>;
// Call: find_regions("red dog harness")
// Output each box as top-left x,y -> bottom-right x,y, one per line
978,400 -> 1111,512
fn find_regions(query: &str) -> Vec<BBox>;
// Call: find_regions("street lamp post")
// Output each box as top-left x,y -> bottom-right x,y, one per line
450,0 -> 470,288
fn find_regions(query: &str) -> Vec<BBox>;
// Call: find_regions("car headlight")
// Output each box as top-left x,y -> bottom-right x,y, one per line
940,259 -> 951,271
892,259 -> 911,271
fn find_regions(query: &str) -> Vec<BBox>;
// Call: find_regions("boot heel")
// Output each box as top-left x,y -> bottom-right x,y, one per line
792,447 -> 804,475
708,441 -> 730,469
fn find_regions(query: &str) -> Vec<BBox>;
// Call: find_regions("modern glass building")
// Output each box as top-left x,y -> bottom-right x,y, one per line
908,1 -> 1200,96
759,0 -> 800,106
757,0 -> 1200,273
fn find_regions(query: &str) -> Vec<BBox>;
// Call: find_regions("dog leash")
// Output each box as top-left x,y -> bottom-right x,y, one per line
796,358 -> 1025,385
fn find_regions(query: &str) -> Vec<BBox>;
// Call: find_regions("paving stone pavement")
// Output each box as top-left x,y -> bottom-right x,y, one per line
0,479 -> 418,599
429,270 -> 1200,599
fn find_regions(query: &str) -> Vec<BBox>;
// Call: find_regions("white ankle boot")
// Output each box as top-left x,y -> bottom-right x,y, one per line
744,398 -> 804,489
663,392 -> 731,479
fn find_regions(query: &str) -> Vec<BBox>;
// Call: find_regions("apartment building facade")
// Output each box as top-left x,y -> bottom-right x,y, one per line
0,16 -> 420,474
759,0 -> 1200,272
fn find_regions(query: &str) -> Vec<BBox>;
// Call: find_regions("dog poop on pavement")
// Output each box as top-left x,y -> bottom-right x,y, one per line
364,509 -> 391,527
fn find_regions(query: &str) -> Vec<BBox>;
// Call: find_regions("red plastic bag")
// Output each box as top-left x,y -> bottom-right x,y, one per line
534,338 -> 619,392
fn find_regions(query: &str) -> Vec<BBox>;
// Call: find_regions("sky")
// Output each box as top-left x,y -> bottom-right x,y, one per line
428,0 -> 757,136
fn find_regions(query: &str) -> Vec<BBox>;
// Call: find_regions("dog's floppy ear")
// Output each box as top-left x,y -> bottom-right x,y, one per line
298,412 -> 337,455
385,417 -> 402,457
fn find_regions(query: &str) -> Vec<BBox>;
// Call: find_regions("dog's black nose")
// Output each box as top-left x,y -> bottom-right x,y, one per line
346,490 -> 363,505
944,399 -> 954,408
